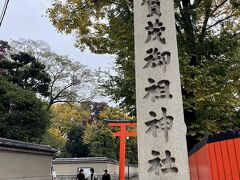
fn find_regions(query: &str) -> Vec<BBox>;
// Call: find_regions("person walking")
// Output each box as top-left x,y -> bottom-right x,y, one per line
102,169 -> 110,180
87,168 -> 98,180
77,169 -> 86,180
51,165 -> 57,180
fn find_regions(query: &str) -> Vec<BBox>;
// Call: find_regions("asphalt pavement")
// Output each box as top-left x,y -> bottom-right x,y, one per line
129,177 -> 139,180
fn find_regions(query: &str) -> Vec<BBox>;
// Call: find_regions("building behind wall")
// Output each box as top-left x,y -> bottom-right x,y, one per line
53,157 -> 138,179
0,138 -> 57,180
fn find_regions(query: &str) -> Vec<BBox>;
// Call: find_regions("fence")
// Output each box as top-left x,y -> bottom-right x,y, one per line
188,129 -> 240,180
57,174 -> 119,180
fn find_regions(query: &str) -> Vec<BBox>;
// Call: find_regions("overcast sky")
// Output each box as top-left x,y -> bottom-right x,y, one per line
0,0 -> 115,70
0,0 -> 117,104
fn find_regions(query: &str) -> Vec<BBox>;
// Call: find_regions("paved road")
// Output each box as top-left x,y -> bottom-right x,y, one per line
129,177 -> 139,180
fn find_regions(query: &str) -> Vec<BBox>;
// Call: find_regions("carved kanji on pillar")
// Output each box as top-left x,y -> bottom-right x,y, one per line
134,0 -> 190,178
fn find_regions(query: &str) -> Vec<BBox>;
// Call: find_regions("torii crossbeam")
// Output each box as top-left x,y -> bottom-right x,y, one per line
105,120 -> 137,180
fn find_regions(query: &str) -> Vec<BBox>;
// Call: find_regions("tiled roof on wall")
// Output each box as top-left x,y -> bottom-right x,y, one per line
0,137 -> 57,154
53,157 -> 118,164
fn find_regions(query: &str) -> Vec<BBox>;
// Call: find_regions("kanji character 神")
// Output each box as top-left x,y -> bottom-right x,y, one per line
145,107 -> 173,142
159,107 -> 173,142
145,111 -> 160,137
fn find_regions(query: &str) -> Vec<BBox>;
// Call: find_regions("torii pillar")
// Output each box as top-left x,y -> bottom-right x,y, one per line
105,120 -> 137,180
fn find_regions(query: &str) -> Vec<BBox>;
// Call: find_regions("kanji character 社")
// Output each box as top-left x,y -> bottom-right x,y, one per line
148,150 -> 162,175
161,150 -> 178,173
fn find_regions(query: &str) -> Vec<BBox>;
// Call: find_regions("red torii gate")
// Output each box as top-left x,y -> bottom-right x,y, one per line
105,120 -> 137,180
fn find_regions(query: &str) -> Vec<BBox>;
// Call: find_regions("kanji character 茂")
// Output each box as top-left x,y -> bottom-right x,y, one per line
145,19 -> 166,44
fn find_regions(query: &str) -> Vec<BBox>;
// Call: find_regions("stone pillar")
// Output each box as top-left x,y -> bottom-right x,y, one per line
134,0 -> 190,179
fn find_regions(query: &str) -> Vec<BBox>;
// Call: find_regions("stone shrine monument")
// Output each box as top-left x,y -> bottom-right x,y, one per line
134,0 -> 190,179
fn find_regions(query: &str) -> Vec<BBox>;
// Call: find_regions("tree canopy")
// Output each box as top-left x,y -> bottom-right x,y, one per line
42,103 -> 90,154
0,52 -> 51,97
99,107 -> 135,121
0,40 -> 10,55
0,77 -> 50,142
65,125 -> 91,157
10,39 -> 95,109
83,121 -> 117,159
97,107 -> 138,163
48,0 -> 240,147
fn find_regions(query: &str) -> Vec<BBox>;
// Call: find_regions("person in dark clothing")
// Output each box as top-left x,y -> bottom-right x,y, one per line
77,169 -> 86,180
102,169 -> 111,180
87,168 -> 98,180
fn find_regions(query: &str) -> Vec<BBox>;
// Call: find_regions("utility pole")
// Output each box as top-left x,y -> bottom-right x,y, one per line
0,0 -> 10,27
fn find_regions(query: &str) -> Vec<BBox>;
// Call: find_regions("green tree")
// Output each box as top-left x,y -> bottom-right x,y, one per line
48,0 -> 135,112
83,121 -> 117,159
99,107 -> 135,121
65,125 -> 90,157
42,103 -> 90,154
126,137 -> 138,164
0,40 -> 10,54
90,124 -> 117,159
48,0 -> 240,148
0,77 -> 50,142
42,127 -> 67,153
81,101 -> 108,121
50,103 -> 90,134
0,52 -> 51,97
10,39 -> 95,110
0,40 -> 10,75
0,40 -> 10,59
189,46 -> 240,136
98,107 -> 137,163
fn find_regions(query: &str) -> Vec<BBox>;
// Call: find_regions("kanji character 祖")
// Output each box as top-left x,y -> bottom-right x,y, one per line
144,78 -> 172,102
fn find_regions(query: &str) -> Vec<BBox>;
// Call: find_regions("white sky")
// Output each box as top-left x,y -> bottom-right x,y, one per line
0,0 -> 117,105
0,0 -> 115,71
